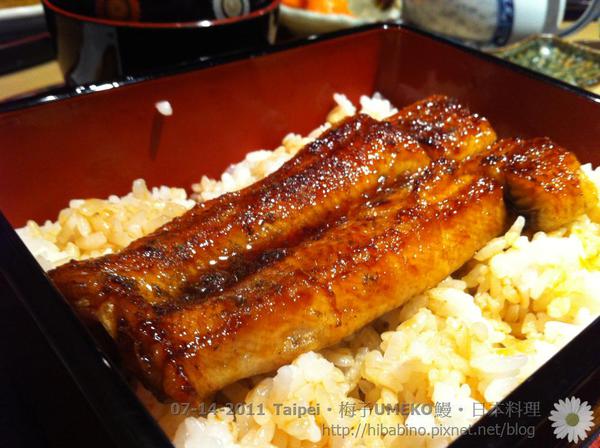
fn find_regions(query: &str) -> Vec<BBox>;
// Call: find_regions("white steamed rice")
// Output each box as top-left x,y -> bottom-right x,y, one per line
17,93 -> 600,448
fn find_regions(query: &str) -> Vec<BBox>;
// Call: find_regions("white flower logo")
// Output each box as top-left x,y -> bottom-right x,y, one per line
549,397 -> 594,443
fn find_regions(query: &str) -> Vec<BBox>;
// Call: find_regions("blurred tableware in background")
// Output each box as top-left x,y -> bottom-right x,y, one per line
402,0 -> 600,47
0,32 -> 54,75
0,2 -> 45,41
43,0 -> 279,86
565,0 -> 597,19
493,34 -> 600,89
0,0 -> 54,75
578,39 -> 600,49
280,0 -> 400,36
47,0 -> 275,22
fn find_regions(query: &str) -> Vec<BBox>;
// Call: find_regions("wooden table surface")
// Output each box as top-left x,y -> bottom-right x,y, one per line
0,21 -> 598,102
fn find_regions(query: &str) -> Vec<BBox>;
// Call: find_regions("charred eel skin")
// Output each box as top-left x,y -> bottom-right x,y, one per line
390,95 -> 496,161
50,114 -> 428,331
49,96 -> 494,337
116,138 -> 594,403
49,96 -> 592,403
116,160 -> 507,402
478,137 -> 597,231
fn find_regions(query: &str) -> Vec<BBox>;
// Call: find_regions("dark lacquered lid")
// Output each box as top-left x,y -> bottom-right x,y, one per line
46,0 -> 275,22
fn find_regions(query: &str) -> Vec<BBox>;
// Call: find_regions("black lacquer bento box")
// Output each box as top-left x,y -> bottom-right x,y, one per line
0,24 -> 598,448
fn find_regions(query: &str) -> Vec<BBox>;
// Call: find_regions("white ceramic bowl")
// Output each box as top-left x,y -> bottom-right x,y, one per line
280,4 -> 365,35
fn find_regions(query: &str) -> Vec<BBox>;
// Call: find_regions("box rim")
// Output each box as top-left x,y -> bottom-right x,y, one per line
1,23 -> 600,114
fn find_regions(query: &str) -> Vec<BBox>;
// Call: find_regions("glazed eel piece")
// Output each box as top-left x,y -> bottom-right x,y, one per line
478,137 -> 598,231
115,138 -> 593,403
49,96 -> 495,336
389,94 -> 495,161
119,159 -> 506,402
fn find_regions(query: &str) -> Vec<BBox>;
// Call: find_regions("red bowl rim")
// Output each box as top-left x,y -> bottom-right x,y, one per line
42,0 -> 280,29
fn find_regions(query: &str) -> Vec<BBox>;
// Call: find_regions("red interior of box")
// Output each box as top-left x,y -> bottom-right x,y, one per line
1,26 -> 600,227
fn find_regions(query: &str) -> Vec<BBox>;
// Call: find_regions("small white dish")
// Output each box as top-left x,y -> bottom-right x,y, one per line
280,4 -> 367,36
0,4 -> 45,39
0,3 -> 43,20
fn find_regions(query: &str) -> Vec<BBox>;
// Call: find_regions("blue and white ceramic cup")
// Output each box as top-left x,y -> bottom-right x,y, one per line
402,0 -> 600,46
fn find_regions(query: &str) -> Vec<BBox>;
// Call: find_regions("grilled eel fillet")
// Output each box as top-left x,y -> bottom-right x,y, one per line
50,96 -> 496,336
390,95 -> 494,161
479,137 -> 598,231
119,160 -> 507,402
113,138 -> 594,403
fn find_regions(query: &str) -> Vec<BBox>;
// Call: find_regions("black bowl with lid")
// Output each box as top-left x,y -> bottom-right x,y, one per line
43,0 -> 280,85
